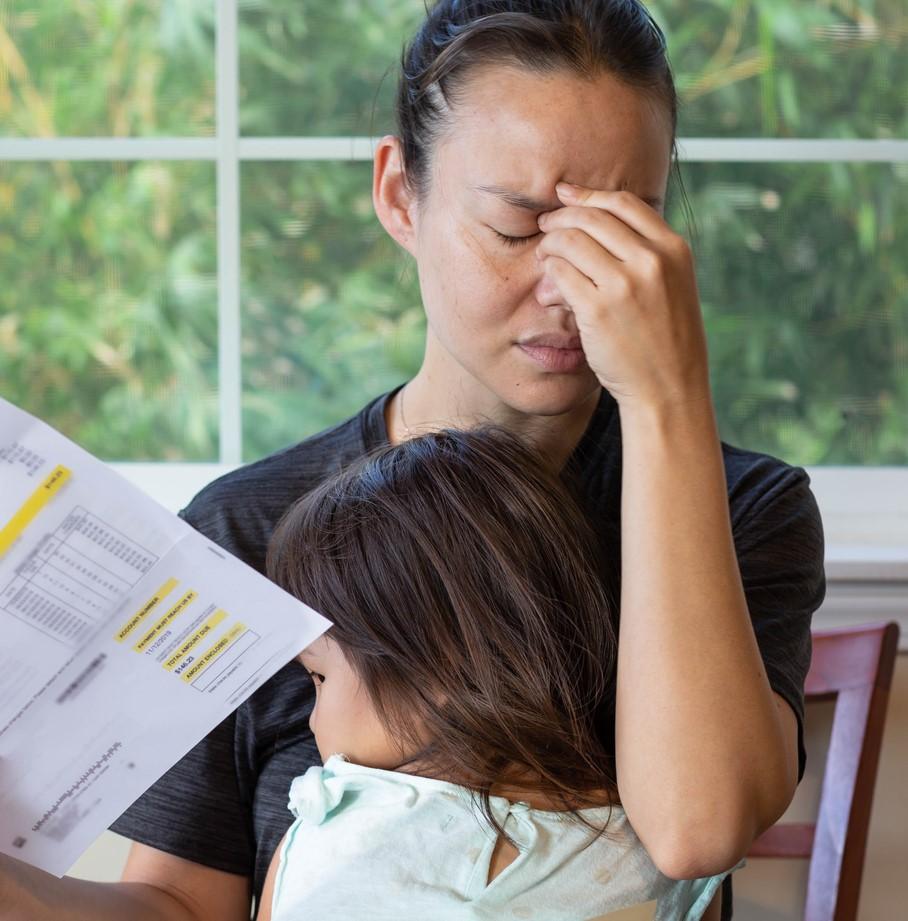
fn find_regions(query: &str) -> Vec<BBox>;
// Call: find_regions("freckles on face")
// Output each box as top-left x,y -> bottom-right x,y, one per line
424,181 -> 518,313
414,208 -> 520,381
414,178 -> 586,412
424,182 -> 532,304
457,218 -> 515,285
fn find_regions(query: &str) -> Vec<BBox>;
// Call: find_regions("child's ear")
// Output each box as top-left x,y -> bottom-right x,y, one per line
372,135 -> 419,257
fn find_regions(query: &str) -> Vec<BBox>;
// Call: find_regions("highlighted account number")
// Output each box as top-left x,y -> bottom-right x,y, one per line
115,577 -> 250,686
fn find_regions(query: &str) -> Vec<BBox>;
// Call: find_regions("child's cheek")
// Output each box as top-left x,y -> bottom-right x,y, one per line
308,695 -> 320,737
309,700 -> 331,762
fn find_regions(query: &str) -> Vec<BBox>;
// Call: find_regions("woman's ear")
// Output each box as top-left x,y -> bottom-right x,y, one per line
372,135 -> 418,257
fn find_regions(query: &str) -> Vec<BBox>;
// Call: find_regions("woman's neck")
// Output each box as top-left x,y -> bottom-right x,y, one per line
385,364 -> 601,471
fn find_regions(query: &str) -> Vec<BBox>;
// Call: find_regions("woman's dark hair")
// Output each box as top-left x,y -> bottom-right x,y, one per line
394,0 -> 694,233
266,427 -> 618,841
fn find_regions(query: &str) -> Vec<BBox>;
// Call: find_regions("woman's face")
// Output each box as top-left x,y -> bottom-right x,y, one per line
394,64 -> 673,418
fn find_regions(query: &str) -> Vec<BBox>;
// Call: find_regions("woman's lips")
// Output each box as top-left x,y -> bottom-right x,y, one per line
517,343 -> 587,372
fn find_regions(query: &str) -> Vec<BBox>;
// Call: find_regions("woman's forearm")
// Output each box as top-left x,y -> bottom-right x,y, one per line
613,397 -> 794,878
0,853 -> 198,921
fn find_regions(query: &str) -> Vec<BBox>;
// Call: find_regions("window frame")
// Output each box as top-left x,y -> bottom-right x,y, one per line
2,0 -> 906,597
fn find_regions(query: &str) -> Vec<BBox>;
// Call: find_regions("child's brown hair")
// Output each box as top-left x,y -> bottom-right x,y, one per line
266,426 -> 618,838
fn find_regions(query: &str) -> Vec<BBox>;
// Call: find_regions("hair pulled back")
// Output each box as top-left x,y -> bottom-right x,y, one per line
267,427 -> 619,840
396,0 -> 682,205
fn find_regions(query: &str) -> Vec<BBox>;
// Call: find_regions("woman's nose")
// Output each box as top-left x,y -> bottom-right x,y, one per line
533,268 -> 566,309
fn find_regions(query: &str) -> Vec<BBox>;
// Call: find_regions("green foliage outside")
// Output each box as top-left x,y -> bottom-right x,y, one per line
0,0 -> 905,464
0,160 -> 219,459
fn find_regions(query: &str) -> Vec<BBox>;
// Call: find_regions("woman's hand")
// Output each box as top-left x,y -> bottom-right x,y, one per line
535,182 -> 711,412
0,845 -> 247,921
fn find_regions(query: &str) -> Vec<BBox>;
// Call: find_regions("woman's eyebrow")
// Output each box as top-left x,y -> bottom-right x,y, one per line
473,183 -> 663,211
474,184 -> 558,212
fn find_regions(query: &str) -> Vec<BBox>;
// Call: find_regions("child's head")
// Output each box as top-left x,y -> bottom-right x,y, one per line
266,427 -> 617,809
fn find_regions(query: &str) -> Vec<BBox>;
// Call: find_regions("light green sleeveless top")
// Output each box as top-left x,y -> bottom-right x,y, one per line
271,755 -> 742,921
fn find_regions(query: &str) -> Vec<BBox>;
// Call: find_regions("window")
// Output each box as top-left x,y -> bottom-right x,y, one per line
1,0 -> 906,577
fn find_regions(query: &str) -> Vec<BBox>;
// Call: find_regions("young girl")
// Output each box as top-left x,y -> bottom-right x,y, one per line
258,427 -> 740,920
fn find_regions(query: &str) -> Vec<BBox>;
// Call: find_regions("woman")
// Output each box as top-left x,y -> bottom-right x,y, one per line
1,2 -> 824,920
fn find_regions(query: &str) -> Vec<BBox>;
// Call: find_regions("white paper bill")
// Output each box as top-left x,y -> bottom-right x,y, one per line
0,397 -> 331,876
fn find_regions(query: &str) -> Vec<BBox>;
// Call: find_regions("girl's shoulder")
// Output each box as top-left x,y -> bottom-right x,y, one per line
288,756 -> 623,828
287,755 -> 476,826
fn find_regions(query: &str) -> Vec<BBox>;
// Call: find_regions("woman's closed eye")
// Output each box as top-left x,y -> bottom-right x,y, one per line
493,229 -> 542,247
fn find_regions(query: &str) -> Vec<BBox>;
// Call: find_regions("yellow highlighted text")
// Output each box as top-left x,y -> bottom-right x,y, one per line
181,622 -> 247,684
133,589 -> 198,652
115,577 -> 179,643
0,465 -> 71,557
164,609 -> 228,671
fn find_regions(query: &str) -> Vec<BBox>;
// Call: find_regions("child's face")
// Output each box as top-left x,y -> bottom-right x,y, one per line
297,634 -> 403,768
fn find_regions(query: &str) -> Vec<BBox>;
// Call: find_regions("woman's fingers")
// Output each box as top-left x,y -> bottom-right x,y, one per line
535,225 -> 625,288
538,204 -> 644,264
536,253 -> 600,309
553,184 -> 672,243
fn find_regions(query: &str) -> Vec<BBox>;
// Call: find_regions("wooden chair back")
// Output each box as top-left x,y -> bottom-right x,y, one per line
747,620 -> 900,921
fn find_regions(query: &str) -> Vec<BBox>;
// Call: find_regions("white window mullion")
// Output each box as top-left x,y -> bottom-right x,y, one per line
0,138 -> 217,160
215,0 -> 243,466
676,138 -> 908,162
3,138 -> 907,164
235,137 -> 908,163
237,137 -> 379,160
3,137 -> 907,163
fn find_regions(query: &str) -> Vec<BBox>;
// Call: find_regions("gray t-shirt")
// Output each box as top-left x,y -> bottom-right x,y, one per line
110,385 -> 826,921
